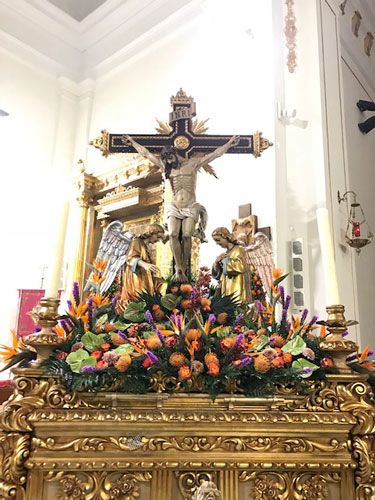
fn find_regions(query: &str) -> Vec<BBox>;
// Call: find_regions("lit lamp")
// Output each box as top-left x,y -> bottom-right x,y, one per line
337,190 -> 373,254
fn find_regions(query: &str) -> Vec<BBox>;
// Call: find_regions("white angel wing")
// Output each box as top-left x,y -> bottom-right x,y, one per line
245,232 -> 274,296
86,221 -> 133,294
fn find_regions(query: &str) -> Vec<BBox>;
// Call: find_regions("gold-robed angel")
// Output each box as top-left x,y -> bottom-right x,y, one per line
121,224 -> 166,304
211,227 -> 252,304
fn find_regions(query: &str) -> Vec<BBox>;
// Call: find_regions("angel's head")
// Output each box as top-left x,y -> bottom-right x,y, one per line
140,223 -> 165,244
212,227 -> 237,248
161,146 -> 179,178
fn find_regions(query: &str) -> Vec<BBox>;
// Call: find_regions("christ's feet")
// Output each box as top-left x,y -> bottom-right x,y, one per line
172,269 -> 188,283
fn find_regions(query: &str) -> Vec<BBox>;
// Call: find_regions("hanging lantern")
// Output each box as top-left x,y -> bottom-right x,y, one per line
338,190 -> 373,254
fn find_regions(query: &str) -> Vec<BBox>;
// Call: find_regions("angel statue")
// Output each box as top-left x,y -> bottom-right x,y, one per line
85,221 -> 166,304
123,134 -> 240,282
192,481 -> 223,500
211,227 -> 274,304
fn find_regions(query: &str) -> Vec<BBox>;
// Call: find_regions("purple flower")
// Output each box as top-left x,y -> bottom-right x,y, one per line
145,310 -> 154,323
300,308 -> 308,324
118,330 -> 127,340
147,351 -> 159,364
342,331 -> 349,337
208,314 -> 216,325
235,333 -> 245,346
60,320 -> 71,335
306,315 -> 318,330
301,367 -> 313,375
156,329 -> 164,344
279,285 -> 285,306
112,296 -> 118,308
235,313 -> 244,325
34,325 -> 42,333
240,357 -> 252,367
282,308 -> 288,323
367,349 -> 375,357
87,296 -> 94,325
176,314 -> 182,329
67,299 -> 72,311
81,365 -> 97,372
72,281 -> 80,307
255,300 -> 263,313
284,295 -> 291,311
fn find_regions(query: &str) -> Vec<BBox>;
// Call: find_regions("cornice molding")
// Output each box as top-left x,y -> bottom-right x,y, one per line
0,0 -> 203,81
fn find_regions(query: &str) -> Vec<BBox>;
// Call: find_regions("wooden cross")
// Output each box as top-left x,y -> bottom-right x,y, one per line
232,203 -> 271,244
90,89 -> 272,159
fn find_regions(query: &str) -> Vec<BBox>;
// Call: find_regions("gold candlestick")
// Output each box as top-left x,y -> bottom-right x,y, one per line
24,297 -> 65,367
320,304 -> 358,374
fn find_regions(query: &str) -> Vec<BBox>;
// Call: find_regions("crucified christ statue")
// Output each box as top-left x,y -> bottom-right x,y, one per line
123,134 -> 239,282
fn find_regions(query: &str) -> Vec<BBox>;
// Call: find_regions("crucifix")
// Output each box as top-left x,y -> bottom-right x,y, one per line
90,89 -> 272,282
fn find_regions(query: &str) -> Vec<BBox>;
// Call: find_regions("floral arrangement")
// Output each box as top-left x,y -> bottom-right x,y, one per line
2,267 -> 373,398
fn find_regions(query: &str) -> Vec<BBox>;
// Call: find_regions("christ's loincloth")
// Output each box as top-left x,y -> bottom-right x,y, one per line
166,202 -> 208,242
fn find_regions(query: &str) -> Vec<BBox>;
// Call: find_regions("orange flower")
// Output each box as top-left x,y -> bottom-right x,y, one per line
169,352 -> 188,367
111,333 -> 126,346
91,273 -> 105,285
220,337 -> 236,350
282,352 -> 293,364
0,330 -> 21,361
320,325 -> 327,338
217,312 -> 228,325
91,350 -> 102,360
204,352 -> 219,366
91,294 -> 110,307
100,343 -> 111,351
254,354 -> 271,373
53,324 -> 66,338
178,365 -> 191,380
180,299 -> 193,309
115,354 -> 131,372
170,286 -> 179,294
69,302 -> 88,320
185,329 -> 202,342
93,258 -> 107,273
270,335 -> 285,347
271,356 -> 285,368
207,362 -> 220,376
152,304 -> 161,311
153,309 -> 165,321
272,268 -> 283,280
145,335 -> 162,350
180,284 -> 192,294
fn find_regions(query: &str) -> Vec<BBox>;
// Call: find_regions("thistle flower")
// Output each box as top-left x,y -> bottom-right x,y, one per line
146,351 -> 159,364
102,351 -> 119,364
145,310 -> 154,323
81,365 -> 97,373
191,360 -> 204,374
254,354 -> 271,373
115,354 -> 131,372
235,333 -> 245,347
155,329 -> 164,344
255,300 -> 263,313
279,285 -> 285,306
169,352 -> 187,367
208,314 -> 216,325
284,295 -> 291,310
87,296 -> 94,326
72,281 -> 80,307
300,308 -> 308,324
235,313 -> 244,325
239,357 -> 252,367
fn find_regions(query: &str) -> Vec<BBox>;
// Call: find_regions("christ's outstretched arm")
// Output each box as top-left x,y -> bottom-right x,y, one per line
192,135 -> 240,171
122,135 -> 164,171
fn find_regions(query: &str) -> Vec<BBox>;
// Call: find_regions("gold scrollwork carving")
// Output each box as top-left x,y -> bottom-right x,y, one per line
90,129 -> 110,157
352,436 -> 375,500
0,432 -> 30,499
176,471 -> 217,500
253,131 -> 273,158
240,472 -> 341,500
46,471 -> 152,500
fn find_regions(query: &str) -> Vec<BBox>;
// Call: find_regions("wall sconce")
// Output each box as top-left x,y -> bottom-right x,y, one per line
337,190 -> 373,254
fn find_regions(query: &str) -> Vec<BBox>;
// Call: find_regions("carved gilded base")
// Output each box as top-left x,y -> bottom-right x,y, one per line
0,368 -> 373,499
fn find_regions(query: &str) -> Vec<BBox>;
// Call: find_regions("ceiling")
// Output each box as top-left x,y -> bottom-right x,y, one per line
47,0 -> 107,21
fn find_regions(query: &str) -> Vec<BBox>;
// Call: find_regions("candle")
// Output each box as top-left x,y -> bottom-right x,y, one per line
316,208 -> 340,305
45,200 -> 69,297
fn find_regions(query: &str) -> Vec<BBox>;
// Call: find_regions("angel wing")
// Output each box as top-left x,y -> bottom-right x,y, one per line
245,232 -> 274,296
85,221 -> 133,294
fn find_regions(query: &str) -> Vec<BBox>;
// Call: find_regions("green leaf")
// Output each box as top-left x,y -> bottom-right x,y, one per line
282,335 -> 306,355
292,358 -> 319,378
81,331 -> 106,352
123,301 -> 146,322
273,273 -> 289,287
161,293 -> 180,311
95,313 -> 108,327
254,335 -> 270,352
113,344 -> 134,355
113,320 -> 132,330
80,357 -> 97,371
66,348 -> 90,373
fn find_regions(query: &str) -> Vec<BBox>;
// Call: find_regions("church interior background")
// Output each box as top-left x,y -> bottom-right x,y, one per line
0,0 -> 374,498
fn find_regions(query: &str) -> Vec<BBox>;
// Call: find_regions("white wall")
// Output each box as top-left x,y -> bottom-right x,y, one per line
0,51 -> 60,344
87,0 -> 276,270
